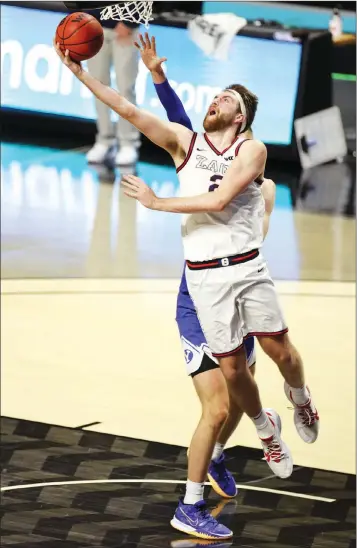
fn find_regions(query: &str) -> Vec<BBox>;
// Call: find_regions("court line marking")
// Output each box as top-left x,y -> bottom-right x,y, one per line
74,421 -> 102,430
0,479 -> 335,502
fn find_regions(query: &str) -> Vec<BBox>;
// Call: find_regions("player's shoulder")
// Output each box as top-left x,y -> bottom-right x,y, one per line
236,138 -> 267,160
246,138 -> 267,154
262,177 -> 275,188
261,177 -> 276,196
261,177 -> 276,211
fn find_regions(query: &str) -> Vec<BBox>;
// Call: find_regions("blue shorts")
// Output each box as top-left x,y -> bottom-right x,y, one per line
176,269 -> 256,376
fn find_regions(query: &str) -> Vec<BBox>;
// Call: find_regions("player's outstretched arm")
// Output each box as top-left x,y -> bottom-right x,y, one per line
121,140 -> 266,213
136,33 -> 193,130
261,178 -> 276,239
53,41 -> 189,156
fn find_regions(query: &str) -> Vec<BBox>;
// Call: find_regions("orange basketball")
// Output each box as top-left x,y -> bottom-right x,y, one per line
56,12 -> 104,62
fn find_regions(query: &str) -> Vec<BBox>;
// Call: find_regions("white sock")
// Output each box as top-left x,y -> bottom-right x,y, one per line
184,479 -> 205,505
290,385 -> 310,405
212,442 -> 225,462
252,409 -> 274,439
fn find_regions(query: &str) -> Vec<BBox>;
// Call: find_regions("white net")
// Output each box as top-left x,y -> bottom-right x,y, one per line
100,2 -> 154,28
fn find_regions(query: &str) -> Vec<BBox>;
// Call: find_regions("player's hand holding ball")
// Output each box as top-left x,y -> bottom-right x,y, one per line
54,40 -> 83,77
121,174 -> 158,209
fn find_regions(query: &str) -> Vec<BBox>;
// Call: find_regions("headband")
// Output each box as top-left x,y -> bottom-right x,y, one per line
225,88 -> 247,132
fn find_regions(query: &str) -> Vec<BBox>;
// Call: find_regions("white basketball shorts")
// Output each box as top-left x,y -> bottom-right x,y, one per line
185,253 -> 288,357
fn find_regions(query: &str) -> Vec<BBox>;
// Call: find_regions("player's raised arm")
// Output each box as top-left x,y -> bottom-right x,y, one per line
53,41 -> 191,157
136,33 -> 193,130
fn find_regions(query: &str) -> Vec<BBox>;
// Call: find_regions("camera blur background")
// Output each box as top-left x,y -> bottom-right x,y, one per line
1,1 -> 356,547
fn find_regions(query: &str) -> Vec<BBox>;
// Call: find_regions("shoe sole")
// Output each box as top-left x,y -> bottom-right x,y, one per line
207,473 -> 237,499
284,383 -> 319,444
170,517 -> 233,540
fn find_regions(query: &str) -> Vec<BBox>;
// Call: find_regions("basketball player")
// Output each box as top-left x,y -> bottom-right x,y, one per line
55,39 -> 319,541
137,34 -> 276,500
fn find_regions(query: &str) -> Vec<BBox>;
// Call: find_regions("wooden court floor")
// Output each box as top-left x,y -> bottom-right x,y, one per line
2,277 -> 355,475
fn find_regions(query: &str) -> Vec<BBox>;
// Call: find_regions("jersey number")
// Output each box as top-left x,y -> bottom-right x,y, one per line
208,174 -> 223,193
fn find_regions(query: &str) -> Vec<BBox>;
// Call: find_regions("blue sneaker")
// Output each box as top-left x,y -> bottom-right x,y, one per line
171,498 -> 233,540
207,454 -> 237,499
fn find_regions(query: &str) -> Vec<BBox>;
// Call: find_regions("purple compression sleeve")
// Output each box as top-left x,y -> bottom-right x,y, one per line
154,79 -> 193,131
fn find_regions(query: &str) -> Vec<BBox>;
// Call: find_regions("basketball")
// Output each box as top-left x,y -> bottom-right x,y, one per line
55,12 -> 104,62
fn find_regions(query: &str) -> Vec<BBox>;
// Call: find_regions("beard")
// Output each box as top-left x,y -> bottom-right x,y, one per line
203,110 -> 236,132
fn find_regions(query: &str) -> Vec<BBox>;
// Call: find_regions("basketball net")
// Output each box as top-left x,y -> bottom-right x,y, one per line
100,2 -> 154,28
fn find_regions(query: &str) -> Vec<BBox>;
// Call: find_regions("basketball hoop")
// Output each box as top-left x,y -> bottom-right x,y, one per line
100,2 -> 154,28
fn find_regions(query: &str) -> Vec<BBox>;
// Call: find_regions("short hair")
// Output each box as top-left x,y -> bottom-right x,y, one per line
226,84 -> 258,131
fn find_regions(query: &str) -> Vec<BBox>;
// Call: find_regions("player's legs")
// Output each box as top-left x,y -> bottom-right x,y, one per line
240,258 -> 320,443
173,285 -> 234,539
173,357 -> 233,538
186,264 -> 293,479
86,29 -> 116,156
217,337 -> 256,446
189,364 -> 230,484
258,333 -> 304,388
204,362 -> 257,500
177,285 -> 255,459
188,344 -> 256,493
217,348 -> 262,418
216,349 -> 292,479
176,306 -> 237,493
217,363 -> 256,447
258,333 -> 319,443
112,29 -> 141,162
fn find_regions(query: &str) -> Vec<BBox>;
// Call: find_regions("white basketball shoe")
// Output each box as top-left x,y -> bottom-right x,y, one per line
115,146 -> 138,166
284,382 -> 320,444
86,143 -> 112,164
259,409 -> 293,479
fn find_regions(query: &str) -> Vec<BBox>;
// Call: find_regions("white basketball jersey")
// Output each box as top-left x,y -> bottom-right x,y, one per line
178,133 -> 265,261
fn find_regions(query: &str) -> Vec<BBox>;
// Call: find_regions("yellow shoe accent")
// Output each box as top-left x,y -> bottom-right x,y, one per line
170,519 -> 233,540
207,473 -> 237,499
210,498 -> 237,519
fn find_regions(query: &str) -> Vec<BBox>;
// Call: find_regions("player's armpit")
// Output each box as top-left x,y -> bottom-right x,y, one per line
214,140 -> 267,209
